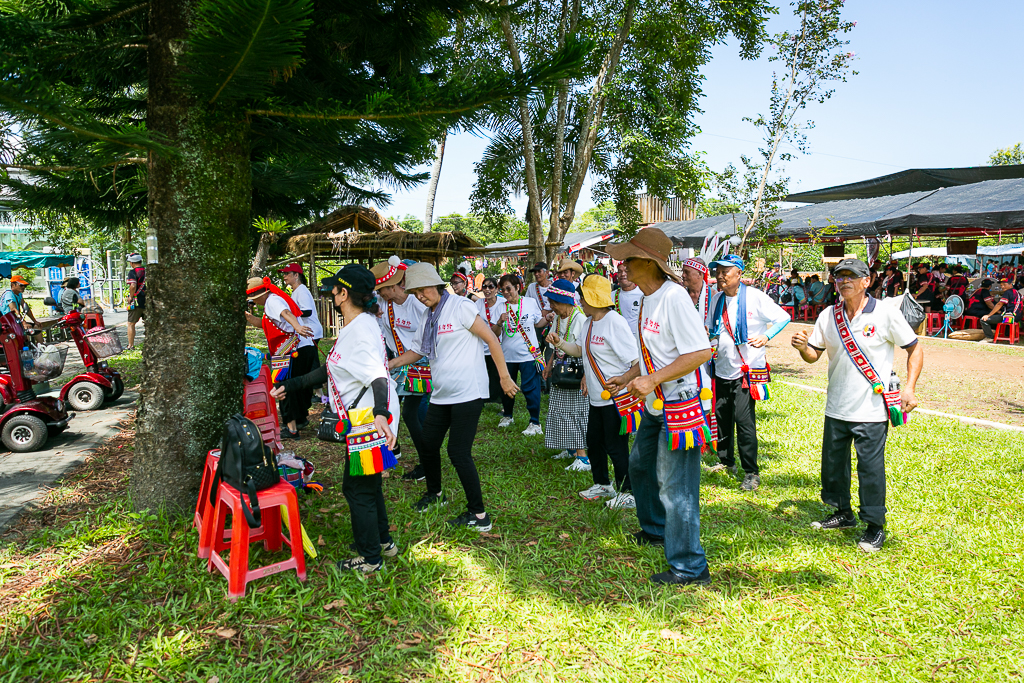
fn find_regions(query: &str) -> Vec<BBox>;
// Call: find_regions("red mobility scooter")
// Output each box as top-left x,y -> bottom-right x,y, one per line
42,298 -> 125,411
0,312 -> 73,452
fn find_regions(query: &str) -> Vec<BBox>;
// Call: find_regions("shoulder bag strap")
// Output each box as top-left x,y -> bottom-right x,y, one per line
584,319 -> 608,391
720,305 -> 748,368
386,301 -> 405,355
636,300 -> 666,404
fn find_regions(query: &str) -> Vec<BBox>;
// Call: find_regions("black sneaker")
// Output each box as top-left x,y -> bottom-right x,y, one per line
858,525 -> 886,553
295,420 -> 309,430
402,464 -> 426,482
650,566 -> 711,586
740,473 -> 761,491
413,491 -> 447,512
810,511 -> 857,530
349,541 -> 399,558
630,530 -> 665,547
280,428 -> 300,441
447,511 -> 493,532
335,556 -> 383,574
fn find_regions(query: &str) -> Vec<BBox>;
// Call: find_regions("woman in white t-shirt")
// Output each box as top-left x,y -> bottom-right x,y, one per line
475,276 -> 504,404
391,264 -> 517,533
271,264 -> 398,575
491,273 -> 546,435
541,279 -> 590,471
280,264 -> 324,431
574,274 -> 639,510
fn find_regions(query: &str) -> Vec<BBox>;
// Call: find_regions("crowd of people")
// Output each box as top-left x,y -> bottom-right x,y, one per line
247,228 -> 926,585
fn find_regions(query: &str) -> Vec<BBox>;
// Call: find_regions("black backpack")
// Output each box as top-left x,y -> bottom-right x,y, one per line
210,414 -> 279,528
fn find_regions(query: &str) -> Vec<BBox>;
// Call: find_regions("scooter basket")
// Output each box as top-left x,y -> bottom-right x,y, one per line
84,326 -> 124,358
22,346 -> 68,382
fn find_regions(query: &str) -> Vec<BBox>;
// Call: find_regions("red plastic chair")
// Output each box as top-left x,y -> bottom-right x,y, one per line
194,448 -> 220,531
926,312 -> 943,334
206,479 -> 306,600
961,316 -> 980,330
994,323 -> 1020,345
781,305 -> 796,320
244,365 -> 282,454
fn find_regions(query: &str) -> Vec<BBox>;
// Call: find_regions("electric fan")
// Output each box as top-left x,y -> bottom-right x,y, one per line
933,295 -> 964,338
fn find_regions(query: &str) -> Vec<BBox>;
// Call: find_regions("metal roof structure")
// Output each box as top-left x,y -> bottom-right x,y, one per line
785,165 -> 1024,203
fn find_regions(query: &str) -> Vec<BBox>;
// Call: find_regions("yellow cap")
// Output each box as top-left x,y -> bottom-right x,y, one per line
580,274 -> 614,308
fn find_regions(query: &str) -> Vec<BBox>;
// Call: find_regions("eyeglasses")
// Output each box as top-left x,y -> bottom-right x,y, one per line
500,286 -> 518,294
481,284 -> 496,290
834,275 -> 863,283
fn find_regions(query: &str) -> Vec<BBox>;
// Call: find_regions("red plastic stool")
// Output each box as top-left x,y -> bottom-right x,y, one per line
782,305 -> 795,320
194,448 -> 220,530
207,479 -> 306,600
926,312 -> 943,333
961,316 -> 980,330
994,322 -> 1020,345
83,311 -> 105,331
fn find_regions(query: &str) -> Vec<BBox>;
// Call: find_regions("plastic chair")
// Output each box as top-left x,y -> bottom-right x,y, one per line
961,316 -> 980,330
994,323 -> 1020,345
244,366 -> 282,453
926,312 -> 943,334
781,305 -> 796,320
207,478 -> 306,600
194,448 -> 220,529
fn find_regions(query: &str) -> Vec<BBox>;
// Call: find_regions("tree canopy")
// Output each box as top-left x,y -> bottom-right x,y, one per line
989,143 -> 1024,166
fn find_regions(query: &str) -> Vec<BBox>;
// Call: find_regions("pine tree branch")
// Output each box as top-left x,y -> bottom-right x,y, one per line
209,0 -> 273,104
0,95 -> 150,152
62,3 -> 149,31
1,159 -> 146,171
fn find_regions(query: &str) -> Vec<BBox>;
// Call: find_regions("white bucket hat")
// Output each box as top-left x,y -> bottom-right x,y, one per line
403,262 -> 445,291
127,253 -> 143,263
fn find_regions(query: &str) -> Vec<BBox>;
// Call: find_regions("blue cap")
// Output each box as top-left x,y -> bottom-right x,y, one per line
713,254 -> 745,272
543,278 -> 576,305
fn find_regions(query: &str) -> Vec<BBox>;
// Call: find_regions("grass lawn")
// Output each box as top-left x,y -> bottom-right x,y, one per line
1,374 -> 1022,681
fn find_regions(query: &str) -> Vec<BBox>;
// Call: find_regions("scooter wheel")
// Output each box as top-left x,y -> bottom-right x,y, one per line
109,376 -> 125,402
68,381 -> 105,411
2,414 -> 48,453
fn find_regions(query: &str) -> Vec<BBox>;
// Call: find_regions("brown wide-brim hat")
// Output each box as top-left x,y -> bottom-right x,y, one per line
246,276 -> 268,300
554,258 -> 584,277
371,256 -> 406,290
605,228 -> 680,282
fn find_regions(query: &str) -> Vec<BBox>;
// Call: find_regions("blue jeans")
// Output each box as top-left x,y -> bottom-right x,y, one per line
502,361 -> 542,424
629,410 -> 707,578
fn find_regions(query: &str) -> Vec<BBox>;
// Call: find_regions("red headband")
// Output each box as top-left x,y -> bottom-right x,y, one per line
682,258 -> 709,277
451,272 -> 469,285
375,262 -> 407,286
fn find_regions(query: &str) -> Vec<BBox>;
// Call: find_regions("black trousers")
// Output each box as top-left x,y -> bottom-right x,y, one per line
713,376 -> 759,475
281,344 -> 319,424
483,355 -> 502,403
342,468 -> 392,564
586,403 -> 631,491
421,399 -> 486,514
821,416 -> 888,527
401,394 -> 427,457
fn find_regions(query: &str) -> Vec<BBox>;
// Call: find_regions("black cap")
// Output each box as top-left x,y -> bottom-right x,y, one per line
529,262 -> 549,272
320,264 -> 375,296
833,258 -> 870,278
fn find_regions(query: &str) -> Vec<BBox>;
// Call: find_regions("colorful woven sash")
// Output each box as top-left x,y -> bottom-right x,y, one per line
637,300 -> 713,451
505,299 -> 544,370
832,303 -> 905,427
721,305 -> 771,401
327,372 -> 396,476
584,319 -> 643,435
388,300 -> 431,393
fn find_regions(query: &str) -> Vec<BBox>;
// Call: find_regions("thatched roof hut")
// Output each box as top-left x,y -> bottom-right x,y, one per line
277,206 -> 481,263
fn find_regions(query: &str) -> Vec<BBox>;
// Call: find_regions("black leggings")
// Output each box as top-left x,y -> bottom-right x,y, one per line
281,344 -> 319,424
342,468 -> 391,564
420,399 -> 486,514
401,394 -> 427,456
586,403 -> 631,490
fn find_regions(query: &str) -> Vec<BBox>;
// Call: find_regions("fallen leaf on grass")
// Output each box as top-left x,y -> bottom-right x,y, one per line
317,535 -> 326,547
83,634 -> 98,646
323,599 -> 347,611
389,524 -> 398,532
525,541 -> 538,547
207,677 -> 220,683
396,636 -> 423,649
479,532 -> 500,539
559,533 -> 570,539
319,508 -> 330,514
216,628 -> 237,639
383,617 -> 398,626
660,629 -> 683,641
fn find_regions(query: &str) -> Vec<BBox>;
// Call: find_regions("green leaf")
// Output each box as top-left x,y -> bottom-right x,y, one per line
185,0 -> 314,104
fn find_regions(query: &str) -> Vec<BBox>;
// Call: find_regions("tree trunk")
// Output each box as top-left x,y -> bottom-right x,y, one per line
249,232 -> 275,277
134,0 -> 251,513
424,133 -> 446,232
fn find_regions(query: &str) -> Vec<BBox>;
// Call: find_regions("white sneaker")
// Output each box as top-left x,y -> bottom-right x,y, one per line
552,450 -> 575,460
579,483 -> 616,500
565,456 -> 591,472
498,416 -> 514,428
522,423 -> 543,436
605,492 -> 636,510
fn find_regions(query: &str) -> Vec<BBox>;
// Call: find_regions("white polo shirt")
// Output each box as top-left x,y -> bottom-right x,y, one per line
411,296 -> 489,405
637,281 -> 713,416
615,287 -> 643,338
807,297 -> 918,423
581,311 -> 639,407
706,286 -> 791,380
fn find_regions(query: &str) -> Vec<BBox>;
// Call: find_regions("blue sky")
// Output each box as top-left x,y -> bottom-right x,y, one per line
381,1 -> 1024,223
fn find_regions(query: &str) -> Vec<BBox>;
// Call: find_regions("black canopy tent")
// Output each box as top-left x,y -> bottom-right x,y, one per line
785,164 -> 1024,203
648,214 -> 740,247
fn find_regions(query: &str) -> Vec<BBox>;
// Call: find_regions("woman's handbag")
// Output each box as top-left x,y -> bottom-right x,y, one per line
317,384 -> 367,443
345,407 -> 398,476
550,353 -> 584,389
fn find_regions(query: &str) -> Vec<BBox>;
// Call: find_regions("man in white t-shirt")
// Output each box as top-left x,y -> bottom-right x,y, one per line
705,255 -> 791,492
525,262 -> 555,322
792,258 -> 924,554
605,228 -> 714,586
613,261 -> 643,338
246,276 -> 314,439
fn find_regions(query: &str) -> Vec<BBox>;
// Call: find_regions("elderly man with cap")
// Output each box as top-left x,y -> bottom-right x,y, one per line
705,254 -> 791,491
791,258 -> 924,553
604,228 -> 714,586
246,276 -> 314,439
125,252 -> 146,349
613,261 -> 643,338
372,256 -> 430,482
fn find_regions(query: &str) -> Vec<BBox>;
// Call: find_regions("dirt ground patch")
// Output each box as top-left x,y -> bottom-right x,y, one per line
770,322 -> 1024,427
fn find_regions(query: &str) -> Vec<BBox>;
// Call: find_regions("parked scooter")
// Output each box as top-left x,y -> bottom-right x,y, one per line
42,298 -> 125,411
0,312 -> 73,452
